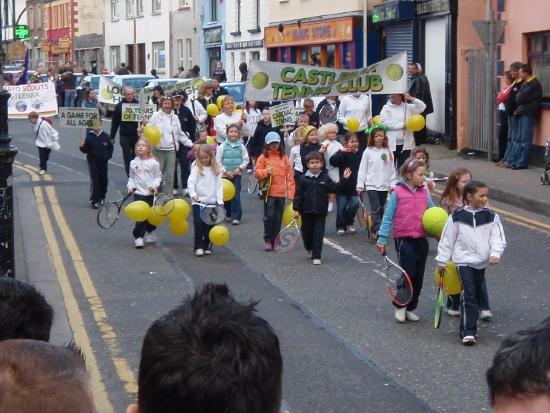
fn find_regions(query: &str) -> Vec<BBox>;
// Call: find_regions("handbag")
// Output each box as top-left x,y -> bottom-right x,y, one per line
497,85 -> 512,104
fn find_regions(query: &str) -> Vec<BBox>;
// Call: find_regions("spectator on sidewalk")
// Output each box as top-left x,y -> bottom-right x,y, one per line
495,70 -> 514,162
408,63 -> 434,146
498,62 -> 523,168
117,62 -> 131,75
0,278 -> 53,342
0,339 -> 94,413
61,68 -> 76,107
126,283 -> 286,413
337,93 -> 372,153
211,60 -> 227,83
239,62 -> 248,81
111,87 -> 140,176
184,64 -> 200,79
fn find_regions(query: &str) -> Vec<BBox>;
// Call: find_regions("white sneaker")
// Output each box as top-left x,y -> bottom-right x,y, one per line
232,219 -> 240,225
328,202 -> 334,212
38,169 -> 46,175
306,250 -> 312,258
462,335 -> 476,346
172,189 -> 179,196
312,259 -> 321,265
406,311 -> 420,321
134,238 -> 144,249
204,249 -> 212,255
144,232 -> 156,243
480,310 -> 493,321
195,249 -> 204,257
395,308 -> 406,323
347,225 -> 356,234
337,229 -> 346,235
446,308 -> 460,317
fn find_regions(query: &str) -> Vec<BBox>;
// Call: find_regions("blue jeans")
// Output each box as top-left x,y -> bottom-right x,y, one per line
446,279 -> 490,311
509,115 -> 535,168
64,89 -> 76,107
336,195 -> 360,230
224,175 -> 242,220
503,116 -> 519,164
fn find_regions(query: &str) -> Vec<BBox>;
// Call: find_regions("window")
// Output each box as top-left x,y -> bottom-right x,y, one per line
178,0 -> 190,8
251,51 -> 260,61
528,32 -> 550,100
111,0 -> 119,20
186,38 -> 192,66
126,0 -> 135,17
152,0 -> 161,13
110,46 -> 121,70
137,0 -> 144,16
210,0 -> 218,22
152,41 -> 166,70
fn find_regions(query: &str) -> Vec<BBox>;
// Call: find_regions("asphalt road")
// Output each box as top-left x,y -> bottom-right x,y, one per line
9,117 -> 550,413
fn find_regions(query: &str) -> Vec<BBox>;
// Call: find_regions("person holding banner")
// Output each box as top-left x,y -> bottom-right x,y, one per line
214,96 -> 250,144
111,87 -> 140,176
337,93 -> 372,153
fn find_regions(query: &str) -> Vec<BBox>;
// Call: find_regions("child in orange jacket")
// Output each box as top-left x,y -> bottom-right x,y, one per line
254,131 -> 295,251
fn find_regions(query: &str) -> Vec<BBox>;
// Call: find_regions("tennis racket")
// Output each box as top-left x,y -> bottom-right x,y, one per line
382,253 -> 414,307
152,191 -> 174,216
274,218 -> 301,253
434,268 -> 445,329
97,191 -> 134,229
356,195 -> 372,238
318,103 -> 337,125
259,174 -> 272,203
197,203 -> 226,225
247,173 -> 258,195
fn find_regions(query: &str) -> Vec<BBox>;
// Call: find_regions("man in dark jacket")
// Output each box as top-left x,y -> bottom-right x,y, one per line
61,69 -> 77,107
116,63 -> 131,75
110,87 -> 139,176
506,64 -> 543,169
211,77 -> 229,101
173,90 -> 197,195
408,63 -> 434,145
498,61 -> 523,167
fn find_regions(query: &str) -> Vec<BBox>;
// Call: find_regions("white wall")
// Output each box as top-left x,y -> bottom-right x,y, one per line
424,17 -> 447,134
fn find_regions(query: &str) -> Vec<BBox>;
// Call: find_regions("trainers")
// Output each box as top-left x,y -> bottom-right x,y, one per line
347,225 -> 356,234
172,189 -> 179,196
337,228 -> 346,235
395,308 -> 406,323
99,199 -> 105,206
204,249 -> 212,255
232,219 -> 240,225
91,202 -> 100,209
38,169 -> 46,175
312,259 -> 321,265
134,238 -> 144,249
480,310 -> 493,321
406,311 -> 420,321
446,308 -> 460,317
462,335 -> 476,346
264,242 -> 273,251
306,250 -> 312,258
144,232 -> 156,243
195,249 -> 204,257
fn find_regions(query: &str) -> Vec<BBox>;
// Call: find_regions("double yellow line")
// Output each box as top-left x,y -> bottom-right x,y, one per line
15,162 -> 138,413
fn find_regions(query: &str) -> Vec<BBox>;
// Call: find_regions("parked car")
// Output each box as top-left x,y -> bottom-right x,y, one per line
104,74 -> 155,113
221,81 -> 245,108
77,74 -> 114,106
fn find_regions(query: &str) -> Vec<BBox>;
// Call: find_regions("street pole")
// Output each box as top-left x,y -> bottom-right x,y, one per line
363,0 -> 368,67
485,1 -> 496,161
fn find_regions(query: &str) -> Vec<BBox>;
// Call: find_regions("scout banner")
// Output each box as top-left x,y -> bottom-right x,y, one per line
3,81 -> 58,119
59,108 -> 100,128
121,103 -> 156,122
269,102 -> 296,128
245,52 -> 408,101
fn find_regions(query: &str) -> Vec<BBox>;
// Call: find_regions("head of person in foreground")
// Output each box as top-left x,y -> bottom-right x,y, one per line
0,339 -> 94,413
487,316 -> 550,413
127,282 -> 285,413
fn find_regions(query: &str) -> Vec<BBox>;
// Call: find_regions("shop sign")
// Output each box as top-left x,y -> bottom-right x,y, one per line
372,1 -> 415,23
265,17 -> 353,48
58,37 -> 71,48
51,46 -> 70,55
416,0 -> 451,16
204,27 -> 222,45
226,40 -> 264,50
245,52 -> 408,101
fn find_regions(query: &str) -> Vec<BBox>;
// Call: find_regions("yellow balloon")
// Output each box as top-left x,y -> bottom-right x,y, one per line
169,218 -> 189,236
206,136 -> 217,144
217,95 -> 227,109
147,206 -> 166,226
124,201 -> 151,222
169,199 -> 191,220
282,204 -> 302,227
372,115 -> 381,125
143,125 -> 161,145
405,114 -> 426,132
434,261 -> 462,295
206,103 -> 220,117
209,225 -> 230,246
222,179 -> 236,202
346,118 -> 360,132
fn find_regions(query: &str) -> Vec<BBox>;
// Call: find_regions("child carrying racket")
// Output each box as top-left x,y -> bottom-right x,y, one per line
376,158 -> 435,323
127,138 -> 162,249
293,152 -> 351,265
188,144 -> 224,256
254,132 -> 295,251
435,180 -> 506,346
319,123 -> 342,212
216,123 -> 249,225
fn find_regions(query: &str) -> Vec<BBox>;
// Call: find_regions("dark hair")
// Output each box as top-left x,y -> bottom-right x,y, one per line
212,74 -> 223,82
411,146 -> 431,169
509,61 -> 523,71
344,132 -> 358,143
0,339 -> 92,413
84,88 -> 95,100
152,85 -> 164,94
225,123 -> 241,134
520,64 -> 533,75
487,316 -> 550,405
305,151 -> 324,164
262,141 -> 285,158
399,158 -> 425,178
137,283 -> 283,413
440,167 -> 472,208
0,278 -> 53,342
462,180 -> 488,203
367,127 -> 389,148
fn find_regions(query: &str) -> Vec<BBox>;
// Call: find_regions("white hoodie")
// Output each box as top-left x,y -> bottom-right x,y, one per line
356,146 -> 397,191
380,98 -> 426,151
33,117 -> 59,148
187,165 -> 224,206
148,110 -> 193,151
337,95 -> 372,132
127,157 -> 163,196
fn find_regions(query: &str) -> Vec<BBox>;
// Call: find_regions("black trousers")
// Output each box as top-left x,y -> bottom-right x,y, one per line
458,266 -> 487,337
413,114 -> 428,146
366,190 -> 388,233
301,213 -> 326,259
394,145 -> 411,170
394,237 -> 429,311
174,146 -> 190,190
120,135 -> 138,176
263,197 -> 285,245
192,204 -> 213,251
37,147 -> 51,171
88,162 -> 108,203
133,194 -> 156,239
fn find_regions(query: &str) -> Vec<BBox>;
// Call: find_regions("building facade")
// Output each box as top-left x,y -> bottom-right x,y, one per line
169,0 -> 201,77
74,0 -> 105,73
26,0 -> 46,69
1,0 -> 27,64
224,0 -> 269,82
43,0 -> 74,67
200,0 -> 225,78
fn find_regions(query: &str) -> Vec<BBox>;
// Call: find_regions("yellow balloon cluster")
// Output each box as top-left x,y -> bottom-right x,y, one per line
124,198 -> 192,237
222,179 -> 236,202
372,115 -> 381,125
405,114 -> 426,132
143,125 -> 161,145
434,261 -> 462,295
282,203 -> 302,227
346,118 -> 360,132
206,103 -> 220,117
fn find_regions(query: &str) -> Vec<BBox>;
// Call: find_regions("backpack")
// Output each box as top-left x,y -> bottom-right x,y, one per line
43,117 -> 53,126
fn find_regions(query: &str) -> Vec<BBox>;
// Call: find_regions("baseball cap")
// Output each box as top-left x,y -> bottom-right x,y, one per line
265,132 -> 281,145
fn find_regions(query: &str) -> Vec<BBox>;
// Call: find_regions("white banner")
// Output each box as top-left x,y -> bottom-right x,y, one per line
121,103 -> 156,122
98,76 -> 123,106
3,81 -> 58,119
245,52 -> 408,101
59,108 -> 100,128
269,102 -> 296,128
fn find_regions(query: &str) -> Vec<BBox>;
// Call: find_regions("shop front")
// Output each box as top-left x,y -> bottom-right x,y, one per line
264,16 -> 365,69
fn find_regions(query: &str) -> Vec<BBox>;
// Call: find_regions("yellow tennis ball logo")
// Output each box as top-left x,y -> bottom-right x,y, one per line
251,72 -> 269,90
385,64 -> 404,81
100,89 -> 113,100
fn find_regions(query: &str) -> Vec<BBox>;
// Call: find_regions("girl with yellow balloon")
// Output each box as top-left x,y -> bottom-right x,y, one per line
126,138 -> 163,249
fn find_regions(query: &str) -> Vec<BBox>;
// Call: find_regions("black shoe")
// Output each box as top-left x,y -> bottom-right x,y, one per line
512,166 -> 527,170
91,202 -> 100,209
505,164 -> 515,169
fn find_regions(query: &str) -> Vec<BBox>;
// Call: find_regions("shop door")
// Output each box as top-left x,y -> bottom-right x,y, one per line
138,44 -> 146,74
424,17 -> 447,134
208,48 -> 221,77
385,22 -> 414,64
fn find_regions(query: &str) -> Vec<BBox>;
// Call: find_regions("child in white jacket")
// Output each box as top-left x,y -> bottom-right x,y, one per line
435,180 -> 506,346
28,112 -> 59,175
